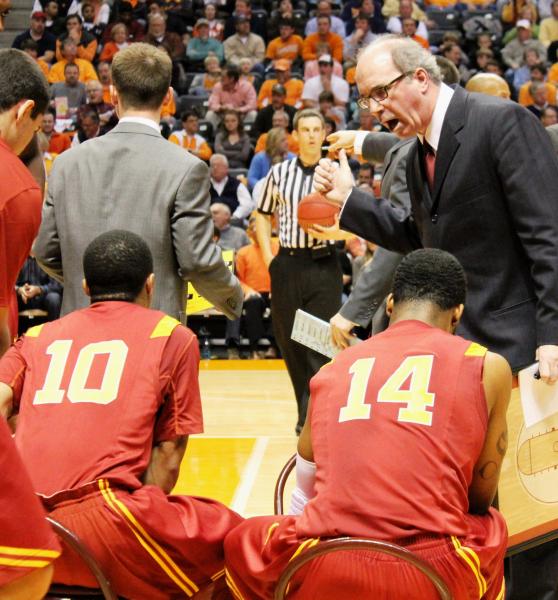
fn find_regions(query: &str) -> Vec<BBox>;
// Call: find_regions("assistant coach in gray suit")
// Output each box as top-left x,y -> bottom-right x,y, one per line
35,43 -> 242,320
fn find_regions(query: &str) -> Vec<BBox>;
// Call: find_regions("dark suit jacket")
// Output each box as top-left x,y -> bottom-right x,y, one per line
340,86 -> 558,371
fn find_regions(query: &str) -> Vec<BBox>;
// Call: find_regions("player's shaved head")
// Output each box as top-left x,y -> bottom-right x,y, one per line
392,248 -> 466,310
83,230 -> 153,302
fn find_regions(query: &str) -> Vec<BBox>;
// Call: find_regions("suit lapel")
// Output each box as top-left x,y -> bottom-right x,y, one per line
431,87 -> 467,209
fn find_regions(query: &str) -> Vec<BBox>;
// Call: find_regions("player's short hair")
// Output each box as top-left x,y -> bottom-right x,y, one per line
391,249 -> 466,310
83,230 -> 154,302
0,49 -> 49,118
111,43 -> 171,111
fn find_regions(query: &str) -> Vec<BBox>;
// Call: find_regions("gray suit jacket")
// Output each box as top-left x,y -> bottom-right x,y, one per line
339,133 -> 412,327
34,121 -> 243,320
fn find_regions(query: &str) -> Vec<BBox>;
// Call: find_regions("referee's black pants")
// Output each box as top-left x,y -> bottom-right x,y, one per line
269,249 -> 343,430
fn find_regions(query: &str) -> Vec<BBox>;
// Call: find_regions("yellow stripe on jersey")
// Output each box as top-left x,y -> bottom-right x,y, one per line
25,324 -> 45,338
464,342 -> 487,357
451,536 -> 487,598
0,556 -> 52,569
225,568 -> 245,600
264,522 -> 280,546
211,568 -> 225,581
0,545 -> 60,559
98,480 -> 198,596
150,315 -> 180,339
496,577 -> 505,600
289,537 -> 320,563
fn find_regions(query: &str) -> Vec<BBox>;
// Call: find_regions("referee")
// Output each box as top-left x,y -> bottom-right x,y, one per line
256,109 -> 343,434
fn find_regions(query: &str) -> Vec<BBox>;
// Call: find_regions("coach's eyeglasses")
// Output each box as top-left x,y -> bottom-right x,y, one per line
357,72 -> 414,111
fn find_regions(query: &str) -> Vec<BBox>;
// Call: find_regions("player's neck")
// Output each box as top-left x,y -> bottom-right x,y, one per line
389,304 -> 454,333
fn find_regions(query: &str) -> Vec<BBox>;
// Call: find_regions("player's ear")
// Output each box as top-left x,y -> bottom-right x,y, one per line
82,278 -> 91,297
145,273 -> 155,298
451,304 -> 464,330
16,100 -> 35,125
385,293 -> 394,317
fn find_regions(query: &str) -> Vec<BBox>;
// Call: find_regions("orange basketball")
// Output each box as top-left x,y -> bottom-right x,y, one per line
297,192 -> 340,233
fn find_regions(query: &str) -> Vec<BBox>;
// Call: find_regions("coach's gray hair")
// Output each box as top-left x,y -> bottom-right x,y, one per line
360,35 -> 442,84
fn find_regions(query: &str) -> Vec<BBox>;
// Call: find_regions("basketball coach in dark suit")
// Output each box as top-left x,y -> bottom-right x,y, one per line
35,43 -> 243,321
315,35 -> 558,599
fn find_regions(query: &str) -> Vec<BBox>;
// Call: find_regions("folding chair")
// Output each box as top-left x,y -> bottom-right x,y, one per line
273,455 -> 453,600
45,517 -> 118,600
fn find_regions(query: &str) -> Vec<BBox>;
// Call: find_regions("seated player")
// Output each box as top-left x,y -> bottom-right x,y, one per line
0,417 -> 60,600
224,249 -> 510,600
0,230 -> 243,600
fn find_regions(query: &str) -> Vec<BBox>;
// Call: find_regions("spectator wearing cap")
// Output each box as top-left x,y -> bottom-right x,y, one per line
224,15 -> 265,72
206,65 -> 257,128
306,0 -> 346,38
257,60 -> 303,109
55,14 -> 98,62
48,38 -> 98,83
518,63 -> 557,105
144,13 -> 185,60
169,111 -> 213,162
343,13 -> 376,62
266,18 -> 303,63
304,41 -> 343,78
187,18 -> 224,67
102,2 -> 145,43
301,53 -> 349,108
302,14 -> 344,62
502,20 -> 546,70
99,23 -> 130,62
12,11 -> 56,63
253,84 -> 297,137
254,111 -> 299,155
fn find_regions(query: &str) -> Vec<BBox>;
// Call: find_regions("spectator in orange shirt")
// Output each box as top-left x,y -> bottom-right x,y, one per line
97,60 -> 112,103
235,212 -> 280,359
20,39 -> 50,77
266,18 -> 303,64
48,38 -> 98,83
41,109 -> 72,154
401,17 -> 429,49
99,23 -> 130,62
55,14 -> 98,62
254,110 -> 299,154
519,63 -> 557,105
169,111 -> 213,162
302,15 -> 344,62
257,59 -> 303,109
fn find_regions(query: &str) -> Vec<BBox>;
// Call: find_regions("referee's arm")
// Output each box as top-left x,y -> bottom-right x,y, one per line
256,169 -> 277,267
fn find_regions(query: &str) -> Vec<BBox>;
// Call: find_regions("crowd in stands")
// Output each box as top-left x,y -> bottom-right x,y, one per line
11,0 -> 558,354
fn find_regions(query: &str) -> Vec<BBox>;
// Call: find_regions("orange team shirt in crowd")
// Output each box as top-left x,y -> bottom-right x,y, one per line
255,132 -> 299,154
345,65 -> 356,85
161,93 -> 176,118
48,58 -> 99,83
55,37 -> 98,63
0,138 -> 43,339
0,302 -> 203,496
0,417 -> 61,588
302,32 -> 344,62
297,319 -> 489,541
102,84 -> 112,104
99,41 -> 122,63
235,238 -> 279,294
518,81 -> 557,106
257,78 -> 304,108
411,34 -> 429,49
548,63 -> 558,84
43,152 -> 58,176
265,34 -> 304,62
35,58 -> 50,77
48,131 -> 72,154
168,130 -> 213,161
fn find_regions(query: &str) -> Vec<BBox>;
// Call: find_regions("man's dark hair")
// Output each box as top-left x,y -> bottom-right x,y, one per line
83,230 -> 154,302
530,62 -> 547,75
0,49 -> 49,118
317,14 -> 331,23
359,162 -> 372,172
392,249 -> 467,310
21,39 -> 40,53
318,90 -> 334,103
64,62 -> 80,73
181,110 -> 197,121
65,13 -> 82,25
81,109 -> 100,124
223,64 -> 240,82
279,18 -> 294,28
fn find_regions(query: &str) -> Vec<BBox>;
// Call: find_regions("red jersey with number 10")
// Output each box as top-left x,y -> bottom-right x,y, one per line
0,302 -> 203,497
297,319 -> 488,541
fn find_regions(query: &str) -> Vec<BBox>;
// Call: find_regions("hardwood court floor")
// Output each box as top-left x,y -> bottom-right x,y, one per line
172,359 -> 298,517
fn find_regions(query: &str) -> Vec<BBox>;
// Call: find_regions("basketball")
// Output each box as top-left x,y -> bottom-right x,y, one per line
297,192 -> 340,233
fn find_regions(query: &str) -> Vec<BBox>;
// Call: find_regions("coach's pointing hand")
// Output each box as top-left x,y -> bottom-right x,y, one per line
314,149 -> 354,207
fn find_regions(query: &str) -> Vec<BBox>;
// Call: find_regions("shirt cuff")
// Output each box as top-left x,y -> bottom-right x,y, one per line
353,130 -> 368,157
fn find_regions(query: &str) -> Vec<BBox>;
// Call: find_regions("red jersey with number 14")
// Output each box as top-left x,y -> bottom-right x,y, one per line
297,319 -> 488,542
0,301 -> 203,497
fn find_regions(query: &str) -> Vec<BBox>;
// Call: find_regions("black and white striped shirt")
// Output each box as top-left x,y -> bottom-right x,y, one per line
257,157 -> 331,249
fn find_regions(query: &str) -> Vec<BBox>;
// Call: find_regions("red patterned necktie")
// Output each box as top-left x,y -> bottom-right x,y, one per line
424,142 -> 436,191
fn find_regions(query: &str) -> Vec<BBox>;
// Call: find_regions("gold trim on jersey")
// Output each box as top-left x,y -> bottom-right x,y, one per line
0,545 -> 60,569
496,577 -> 505,600
0,545 -> 59,558
264,522 -> 280,546
150,315 -> 181,339
464,342 -> 487,357
451,535 -> 487,598
98,479 -> 198,596
25,324 -> 45,338
225,568 -> 245,600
